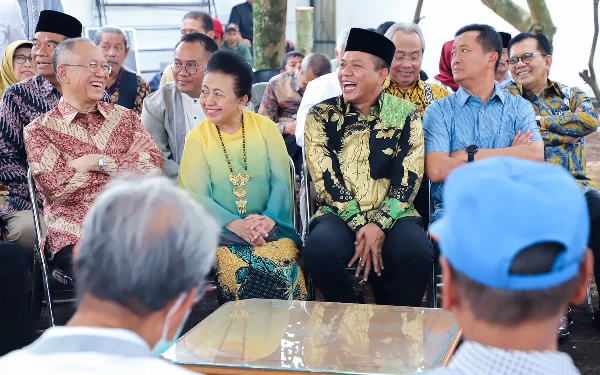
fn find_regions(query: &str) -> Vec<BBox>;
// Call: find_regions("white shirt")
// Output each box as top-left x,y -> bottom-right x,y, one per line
0,0 -> 26,56
181,93 -> 206,134
0,326 -> 199,375
295,70 -> 342,147
429,341 -> 580,375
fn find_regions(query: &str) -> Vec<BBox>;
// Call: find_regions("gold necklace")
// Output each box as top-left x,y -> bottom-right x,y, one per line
216,117 -> 249,216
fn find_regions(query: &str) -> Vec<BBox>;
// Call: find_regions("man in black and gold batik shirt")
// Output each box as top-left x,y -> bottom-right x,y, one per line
303,28 -> 434,307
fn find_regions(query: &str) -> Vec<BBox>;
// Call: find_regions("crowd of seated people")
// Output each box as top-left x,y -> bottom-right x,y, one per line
0,4 -> 599,373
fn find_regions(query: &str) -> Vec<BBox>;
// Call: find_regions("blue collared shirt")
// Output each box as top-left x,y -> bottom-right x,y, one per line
423,83 -> 542,222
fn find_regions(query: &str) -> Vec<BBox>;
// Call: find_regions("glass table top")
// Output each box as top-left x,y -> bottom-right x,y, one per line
163,299 -> 460,374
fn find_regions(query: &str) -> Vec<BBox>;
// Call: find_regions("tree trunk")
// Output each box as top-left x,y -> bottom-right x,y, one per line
481,0 -> 557,44
481,0 -> 532,31
253,0 -> 288,70
526,0 -> 557,43
580,0 -> 600,100
413,0 -> 424,24
296,7 -> 314,56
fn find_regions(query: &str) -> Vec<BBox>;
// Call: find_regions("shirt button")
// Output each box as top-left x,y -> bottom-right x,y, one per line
481,109 -> 485,113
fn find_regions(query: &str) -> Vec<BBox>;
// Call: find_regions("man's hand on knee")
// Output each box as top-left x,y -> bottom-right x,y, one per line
353,223 -> 385,281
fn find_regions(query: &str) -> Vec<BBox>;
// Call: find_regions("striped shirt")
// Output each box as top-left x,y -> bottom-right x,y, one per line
431,341 -> 580,375
24,100 -> 163,254
423,83 -> 542,222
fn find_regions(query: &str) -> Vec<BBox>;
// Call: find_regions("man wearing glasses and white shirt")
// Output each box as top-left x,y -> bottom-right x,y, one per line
142,33 -> 219,179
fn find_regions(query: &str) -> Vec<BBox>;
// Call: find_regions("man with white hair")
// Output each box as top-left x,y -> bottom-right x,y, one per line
295,28 -> 350,148
24,37 -> 163,279
0,177 -> 220,373
383,22 -> 449,115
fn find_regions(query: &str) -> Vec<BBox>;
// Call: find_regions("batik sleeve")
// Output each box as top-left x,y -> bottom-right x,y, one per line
102,110 -> 163,177
24,122 -> 109,204
371,111 -> 424,232
544,88 -> 599,137
305,104 -> 368,232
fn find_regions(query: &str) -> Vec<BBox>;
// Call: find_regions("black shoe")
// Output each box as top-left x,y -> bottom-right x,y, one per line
558,308 -> 573,339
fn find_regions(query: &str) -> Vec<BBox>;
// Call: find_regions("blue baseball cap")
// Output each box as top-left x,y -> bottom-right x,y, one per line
429,157 -> 589,291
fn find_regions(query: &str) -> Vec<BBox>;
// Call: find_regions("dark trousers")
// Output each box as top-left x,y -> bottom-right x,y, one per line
586,191 -> 600,297
53,244 -> 75,279
304,214 -> 434,306
0,242 -> 33,355
284,133 -> 302,176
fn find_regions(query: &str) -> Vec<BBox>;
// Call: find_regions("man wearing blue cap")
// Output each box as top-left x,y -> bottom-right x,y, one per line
429,157 -> 590,375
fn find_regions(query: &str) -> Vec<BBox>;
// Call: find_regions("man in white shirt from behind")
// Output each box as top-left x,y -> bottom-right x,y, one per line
294,27 -> 350,148
0,0 -> 26,55
428,157 -> 588,375
0,177 -> 220,375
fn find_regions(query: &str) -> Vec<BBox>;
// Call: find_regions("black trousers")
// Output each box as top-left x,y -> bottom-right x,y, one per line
53,244 -> 75,279
586,191 -> 600,295
304,214 -> 434,306
0,242 -> 33,355
284,133 -> 302,176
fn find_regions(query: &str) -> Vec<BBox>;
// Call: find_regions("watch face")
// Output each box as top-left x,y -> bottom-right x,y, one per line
466,145 -> 478,153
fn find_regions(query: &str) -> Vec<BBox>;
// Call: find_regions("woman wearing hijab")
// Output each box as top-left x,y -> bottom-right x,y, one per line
433,40 -> 458,93
0,40 -> 34,97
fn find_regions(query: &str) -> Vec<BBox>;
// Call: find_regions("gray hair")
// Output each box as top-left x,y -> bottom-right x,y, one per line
52,37 -> 96,82
384,22 -> 426,52
93,25 -> 129,50
75,177 -> 220,316
336,27 -> 352,53
301,52 -> 332,78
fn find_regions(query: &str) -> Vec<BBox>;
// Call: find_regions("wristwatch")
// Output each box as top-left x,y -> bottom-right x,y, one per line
98,155 -> 104,173
466,144 -> 478,163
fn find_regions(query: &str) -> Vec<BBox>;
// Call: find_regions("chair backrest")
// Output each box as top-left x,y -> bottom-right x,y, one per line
250,82 -> 268,112
26,169 -> 44,249
287,156 -> 299,236
253,69 -> 280,84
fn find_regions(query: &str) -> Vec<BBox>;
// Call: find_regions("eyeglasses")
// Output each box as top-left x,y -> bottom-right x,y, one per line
507,53 -> 546,66
62,62 -> 112,74
393,55 -> 422,63
172,61 -> 206,76
13,55 -> 33,64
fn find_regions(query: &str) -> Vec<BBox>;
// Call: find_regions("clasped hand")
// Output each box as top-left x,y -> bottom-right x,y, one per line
348,223 -> 385,282
225,215 -> 276,247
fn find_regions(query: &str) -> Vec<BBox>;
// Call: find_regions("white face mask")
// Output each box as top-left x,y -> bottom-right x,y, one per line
152,293 -> 189,357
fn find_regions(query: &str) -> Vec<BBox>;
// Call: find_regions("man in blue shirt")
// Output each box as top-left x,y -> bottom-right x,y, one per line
423,24 -> 544,224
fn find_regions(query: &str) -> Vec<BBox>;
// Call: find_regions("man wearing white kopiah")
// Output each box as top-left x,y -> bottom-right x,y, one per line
0,177 -> 220,374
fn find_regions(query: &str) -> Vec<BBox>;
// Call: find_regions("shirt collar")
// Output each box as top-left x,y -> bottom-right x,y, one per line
456,82 -> 506,107
343,91 -> 384,116
449,341 -> 580,375
56,99 -> 109,124
513,79 -> 562,98
384,77 -> 422,93
38,326 -> 151,350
